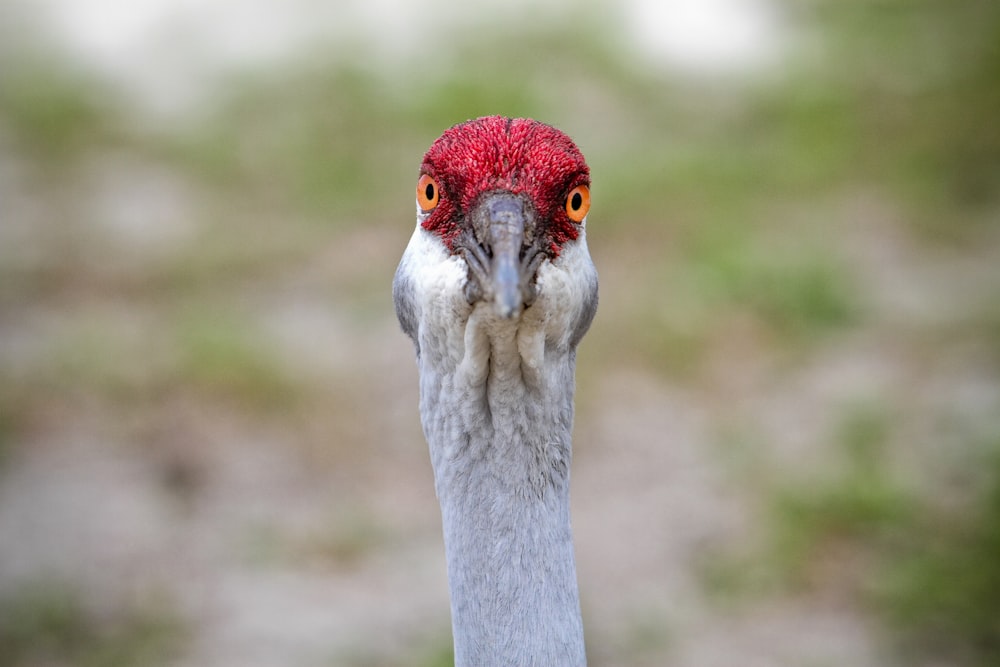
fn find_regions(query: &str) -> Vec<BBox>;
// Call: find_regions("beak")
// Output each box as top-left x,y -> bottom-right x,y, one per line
465,191 -> 540,319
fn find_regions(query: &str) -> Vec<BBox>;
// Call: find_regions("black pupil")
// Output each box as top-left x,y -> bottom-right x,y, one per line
425,183 -> 435,201
570,192 -> 582,210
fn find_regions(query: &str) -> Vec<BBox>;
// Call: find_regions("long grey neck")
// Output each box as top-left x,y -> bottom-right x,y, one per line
419,322 -> 586,667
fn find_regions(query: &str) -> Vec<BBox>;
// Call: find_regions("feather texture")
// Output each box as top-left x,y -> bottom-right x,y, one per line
394,117 -> 597,666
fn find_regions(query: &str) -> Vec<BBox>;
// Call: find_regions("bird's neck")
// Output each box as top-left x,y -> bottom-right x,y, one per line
419,313 -> 586,666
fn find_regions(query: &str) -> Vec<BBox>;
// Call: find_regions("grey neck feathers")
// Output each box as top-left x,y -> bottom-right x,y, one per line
419,320 -> 586,667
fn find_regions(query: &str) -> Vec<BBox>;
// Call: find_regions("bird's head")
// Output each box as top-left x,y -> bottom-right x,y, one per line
415,116 -> 591,319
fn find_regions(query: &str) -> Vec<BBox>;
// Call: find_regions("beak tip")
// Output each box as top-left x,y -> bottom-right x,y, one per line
491,254 -> 523,320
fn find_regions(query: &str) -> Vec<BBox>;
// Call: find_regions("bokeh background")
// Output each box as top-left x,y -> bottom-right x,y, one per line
1,0 -> 998,665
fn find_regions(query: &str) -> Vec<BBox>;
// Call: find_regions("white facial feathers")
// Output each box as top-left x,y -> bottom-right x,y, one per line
394,223 -> 597,389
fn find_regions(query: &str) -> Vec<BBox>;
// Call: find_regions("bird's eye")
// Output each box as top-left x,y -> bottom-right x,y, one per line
565,184 -> 591,222
417,174 -> 440,212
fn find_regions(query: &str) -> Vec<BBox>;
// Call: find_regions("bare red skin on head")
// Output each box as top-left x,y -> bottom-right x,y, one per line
419,116 -> 590,257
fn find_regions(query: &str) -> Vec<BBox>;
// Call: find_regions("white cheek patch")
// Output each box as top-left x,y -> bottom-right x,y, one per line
532,234 -> 597,347
400,227 -> 471,366
400,223 -> 597,387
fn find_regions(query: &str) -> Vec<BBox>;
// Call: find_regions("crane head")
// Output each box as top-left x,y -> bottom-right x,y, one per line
414,116 -> 591,319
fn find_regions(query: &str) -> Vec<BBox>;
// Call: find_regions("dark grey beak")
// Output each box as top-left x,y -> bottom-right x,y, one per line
463,191 -> 542,319
484,195 -> 526,318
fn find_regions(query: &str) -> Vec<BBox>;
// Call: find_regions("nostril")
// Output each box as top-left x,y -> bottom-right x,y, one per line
486,196 -> 524,227
472,191 -> 536,249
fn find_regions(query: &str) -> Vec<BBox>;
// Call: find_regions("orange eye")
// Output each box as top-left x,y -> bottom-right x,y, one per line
416,174 -> 439,212
565,184 -> 590,222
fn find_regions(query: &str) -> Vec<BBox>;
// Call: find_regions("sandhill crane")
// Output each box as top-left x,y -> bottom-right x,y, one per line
394,116 -> 597,666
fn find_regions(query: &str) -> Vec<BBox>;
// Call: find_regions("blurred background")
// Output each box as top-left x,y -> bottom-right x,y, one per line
0,0 -> 998,665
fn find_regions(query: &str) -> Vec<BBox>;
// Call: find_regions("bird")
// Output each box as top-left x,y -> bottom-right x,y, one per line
393,116 -> 598,666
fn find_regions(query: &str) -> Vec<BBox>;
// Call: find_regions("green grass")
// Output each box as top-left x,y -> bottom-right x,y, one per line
604,233 -> 860,380
330,627 -> 454,667
805,0 -> 1000,241
767,403 -> 914,584
702,407 -> 1000,666
700,402 -> 913,598
0,57 -> 117,163
43,324 -> 143,399
173,307 -> 302,412
0,580 -> 187,667
688,231 -> 860,340
873,435 -> 1000,667
413,632 -> 456,667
